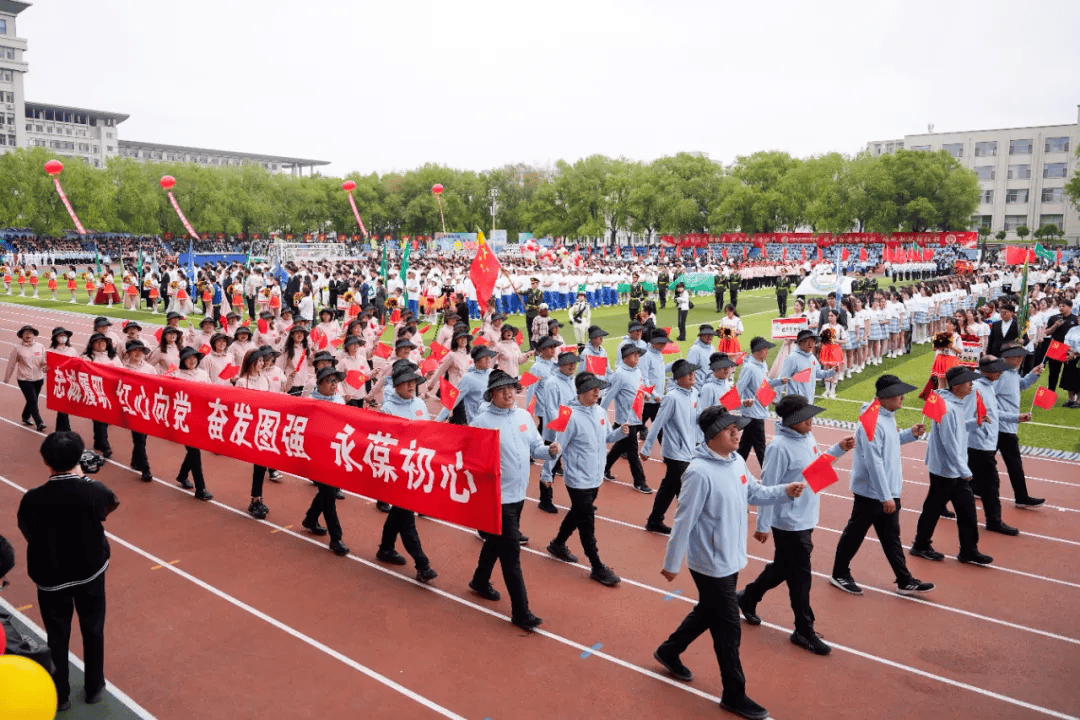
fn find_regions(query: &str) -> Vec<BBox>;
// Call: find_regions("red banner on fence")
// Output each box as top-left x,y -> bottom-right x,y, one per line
46,354 -> 503,533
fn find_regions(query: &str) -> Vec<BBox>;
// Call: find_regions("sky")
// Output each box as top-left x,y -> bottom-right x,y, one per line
18,0 -> 1080,177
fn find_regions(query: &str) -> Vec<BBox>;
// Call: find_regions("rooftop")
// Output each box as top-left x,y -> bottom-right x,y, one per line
118,139 -> 329,166
25,100 -> 130,124
0,1 -> 32,16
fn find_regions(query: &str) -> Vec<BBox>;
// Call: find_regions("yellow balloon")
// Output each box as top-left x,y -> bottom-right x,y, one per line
0,656 -> 58,720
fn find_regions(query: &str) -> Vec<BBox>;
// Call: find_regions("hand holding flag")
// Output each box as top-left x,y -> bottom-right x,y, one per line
921,392 -> 947,422
859,398 -> 881,441
792,366 -> 812,383
520,372 -> 538,387
218,364 -> 239,381
755,378 -> 777,408
545,405 -> 573,432
439,377 -> 459,411
802,453 -> 840,493
584,354 -> 607,375
720,386 -> 742,411
345,369 -> 368,389
1045,340 -> 1069,363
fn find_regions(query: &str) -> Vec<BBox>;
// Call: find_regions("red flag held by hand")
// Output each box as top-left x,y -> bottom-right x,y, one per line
546,405 -> 573,432
661,341 -> 681,355
1033,386 -> 1058,410
198,344 -> 211,356
373,342 -> 392,359
526,394 -> 537,415
218,364 -> 239,381
474,335 -> 489,346
632,387 -> 646,419
514,329 -> 525,346
345,369 -> 367,389
154,327 -> 164,343
419,323 -> 431,335
421,355 -> 438,374
257,319 -> 269,334
294,350 -> 307,373
520,372 -> 538,387
1045,340 -> 1069,363
975,390 -> 987,426
720,386 -> 742,411
429,342 -> 449,361
755,378 -> 777,408
802,453 -> 840,493
164,363 -> 178,376
792,366 -> 812,383
585,354 -> 607,375
439,377 -> 459,411
331,337 -> 344,349
921,392 -> 947,422
859,398 -> 881,441
390,309 -> 401,324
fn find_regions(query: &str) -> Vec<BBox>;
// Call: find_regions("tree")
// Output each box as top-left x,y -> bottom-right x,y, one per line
996,230 -> 1007,241
1016,225 -> 1030,241
978,224 -> 991,241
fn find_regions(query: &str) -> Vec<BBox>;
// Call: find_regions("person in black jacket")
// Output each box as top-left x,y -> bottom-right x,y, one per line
17,432 -> 119,711
986,303 -> 1024,358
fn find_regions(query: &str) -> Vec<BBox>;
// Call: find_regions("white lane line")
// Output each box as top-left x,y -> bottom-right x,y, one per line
0,596 -> 157,719
0,474 -> 468,720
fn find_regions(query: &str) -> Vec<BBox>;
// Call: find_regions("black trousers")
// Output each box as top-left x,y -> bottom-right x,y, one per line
730,289 -> 739,308
304,483 -> 343,542
737,418 -> 766,469
658,570 -> 745,704
714,290 -> 725,312
914,473 -> 979,555
55,411 -> 71,432
996,432 -> 1031,502
380,507 -> 430,569
658,286 -> 667,308
525,313 -> 537,349
473,501 -> 529,618
246,295 -> 256,320
641,402 -> 662,447
130,431 -> 149,471
38,573 -> 106,704
18,379 -> 44,426
742,528 -> 815,636
968,447 -> 1002,525
179,446 -> 206,492
606,424 -> 646,486
677,309 -> 688,340
777,293 -> 788,317
648,458 -> 688,525
553,486 -> 602,567
449,402 -> 467,425
833,494 -> 913,585
251,464 -> 267,497
92,420 -> 110,453
1045,358 -> 1064,392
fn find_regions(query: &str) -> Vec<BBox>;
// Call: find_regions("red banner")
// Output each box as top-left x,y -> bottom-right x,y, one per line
45,354 -> 503,533
346,190 -> 369,238
52,177 -> 87,235
166,191 -> 201,240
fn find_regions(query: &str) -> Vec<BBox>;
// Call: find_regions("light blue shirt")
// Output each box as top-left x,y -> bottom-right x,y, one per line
993,366 -> 1040,434
685,340 -> 714,389
381,390 -> 429,421
310,388 -> 346,404
639,347 -> 670,402
925,389 -> 979,478
736,355 -> 786,420
600,364 -> 644,426
538,369 -> 577,442
964,376 -> 999,451
471,405 -> 552,504
553,400 -> 625,489
697,375 -> 732,415
850,403 -> 919,501
779,347 -> 835,401
526,356 -> 555,417
641,385 -> 701,461
579,344 -> 609,379
663,444 -> 792,578
756,424 -> 845,533
435,367 -> 491,422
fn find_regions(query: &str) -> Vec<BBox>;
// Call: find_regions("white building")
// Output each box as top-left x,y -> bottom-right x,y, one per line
868,108 -> 1080,244
24,101 -> 126,168
0,0 -> 30,154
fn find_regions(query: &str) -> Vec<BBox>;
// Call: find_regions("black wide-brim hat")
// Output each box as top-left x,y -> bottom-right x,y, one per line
316,367 -> 346,384
978,357 -> 1009,374
649,332 -> 672,345
575,372 -> 609,394
16,325 -> 38,338
750,337 -> 775,353
621,344 -> 644,357
946,366 -> 980,388
999,345 -> 1030,358
233,327 -> 253,338
698,324 -> 716,336
875,374 -> 918,399
178,346 -> 205,364
124,340 -> 151,354
484,369 -> 521,401
775,394 -> 825,427
588,326 -> 609,340
536,336 -> 560,351
795,329 -> 818,343
51,326 -> 73,339
672,360 -> 700,379
391,369 -> 424,386
702,409 -> 751,440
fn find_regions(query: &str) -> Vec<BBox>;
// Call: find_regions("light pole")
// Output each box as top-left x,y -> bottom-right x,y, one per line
489,188 -> 499,237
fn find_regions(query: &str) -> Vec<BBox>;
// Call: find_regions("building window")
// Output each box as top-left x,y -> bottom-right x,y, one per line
77,143 -> 89,152
1044,162 -> 1067,178
0,135 -> 6,146
1009,139 -> 1033,155
1,91 -> 11,102
974,141 -> 997,157
1005,189 -> 1029,204
1004,215 -> 1027,231
0,19 -> 7,34
975,166 -> 995,181
46,126 -> 52,133
1045,137 -> 1070,153
7,135 -> 13,146
910,145 -> 931,152
2,47 -> 13,60
106,131 -> 113,139
1039,214 -> 1064,230
981,189 -> 993,204
1007,164 -> 1030,180
943,143 -> 963,158
23,123 -> 29,131
1042,187 -> 1063,203
1,70 -> 11,82
970,214 -> 993,231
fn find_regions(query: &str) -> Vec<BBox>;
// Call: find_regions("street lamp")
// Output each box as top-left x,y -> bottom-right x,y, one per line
489,188 -> 499,237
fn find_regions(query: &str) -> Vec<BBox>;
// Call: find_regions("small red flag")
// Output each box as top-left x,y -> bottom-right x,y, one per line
419,323 -> 431,334
755,378 -> 777,407
730,352 -> 745,366
514,329 -> 525,346
801,247 -> 806,261
154,327 -> 164,343
859,398 -> 881,441
662,341 -> 681,355
439,377 -> 459,411
559,345 -> 577,355
198,344 -> 211,355
792,366 -> 812,383
294,350 -> 307,373
331,337 -> 344,349
310,328 -> 328,350
841,247 -> 850,261
663,326 -> 672,337
429,342 -> 449,361
420,355 -> 438,374
1033,386 -> 1058,410
802,453 -> 840,493
1045,340 -> 1069,363
526,394 -> 537,415
585,354 -> 607,375
390,309 -> 401,324
121,320 -> 129,330
218,363 -> 239,381
975,390 -> 987,426
859,247 -> 868,262
345,369 -> 368,389
720,386 -> 742,411
257,319 -> 269,334
469,235 -> 502,312
474,335 -> 489,346
520,372 -> 538,387
241,319 -> 251,327
632,387 -> 646,419
921,392 -> 947,423
471,326 -> 482,335
373,342 -> 392,359
348,305 -> 361,319
164,363 -> 178,376
917,377 -> 936,401
546,405 -> 573,432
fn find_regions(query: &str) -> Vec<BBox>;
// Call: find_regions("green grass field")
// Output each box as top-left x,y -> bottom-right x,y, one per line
3,284 -> 1078,452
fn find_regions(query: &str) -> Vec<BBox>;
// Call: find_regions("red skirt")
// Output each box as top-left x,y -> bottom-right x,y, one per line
67,279 -> 77,290
48,280 -> 58,290
931,352 -> 958,378
819,344 -> 844,366
717,337 -> 741,355
127,286 -> 138,296
85,281 -> 96,292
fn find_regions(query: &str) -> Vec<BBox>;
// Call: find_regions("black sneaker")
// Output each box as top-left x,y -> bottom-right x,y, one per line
416,566 -> 438,583
537,501 -> 559,514
719,694 -> 769,720
547,542 -> 578,564
36,424 -> 47,432
468,581 -> 501,601
85,687 -> 104,704
376,501 -> 392,513
176,476 -> 194,490
634,483 -> 655,495
302,521 -> 328,536
909,545 -> 944,561
329,540 -> 350,556
1015,497 -> 1046,508
940,508 -> 956,519
829,575 -> 863,595
986,521 -> 1019,536
736,590 -> 761,625
897,579 -> 935,595
334,489 -> 345,500
645,521 -> 672,535
376,549 -> 408,566
268,469 -> 283,483
958,550 -> 993,565
511,612 -> 543,631
56,700 -> 72,712
590,564 -> 621,586
653,648 -> 693,682
518,534 -> 529,546
603,470 -> 616,481
194,489 -> 214,501
140,469 -> 153,483
247,500 -> 269,520
790,630 -> 831,655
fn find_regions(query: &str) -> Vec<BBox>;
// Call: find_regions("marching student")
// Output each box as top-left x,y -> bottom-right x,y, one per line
82,333 -> 121,457
173,346 -> 214,500
120,340 -> 159,482
737,395 -> 854,656
655,406 -> 805,720
831,375 -> 933,596
236,347 -> 273,520
686,325 -> 716,389
601,344 -> 652,494
640,359 -> 701,534
185,316 -> 217,350
966,356 -> 1018,536
302,367 -> 350,556
910,366 -> 993,566
228,325 -> 258,369
5,325 -> 47,432
736,337 -> 788,468
47,327 -> 77,432
205,333 -> 233,385
280,326 -> 314,396
697,352 -> 737,412
436,345 -> 496,425
780,329 -> 836,403
493,324 -> 533,378
546,372 -> 627,587
339,336 -> 370,407
994,344 -> 1045,508
526,336 -> 560,426
639,331 -> 672,439
469,370 -> 559,630
536,351 -> 579,513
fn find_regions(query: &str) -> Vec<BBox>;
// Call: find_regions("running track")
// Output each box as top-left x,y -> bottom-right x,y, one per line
0,303 -> 1078,720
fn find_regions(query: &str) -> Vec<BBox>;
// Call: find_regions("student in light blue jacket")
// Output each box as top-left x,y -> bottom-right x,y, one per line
964,356 -> 1017,536
639,332 -> 673,441
641,359 -> 701,534
578,325 -> 610,379
738,395 -> 854,657
993,344 -> 1045,507
526,336 -> 559,422
654,406 -> 805,720
601,344 -> 651,493
736,337 -> 789,468
434,345 -> 494,424
779,329 -> 836,402
537,352 -> 579,513
911,366 -> 993,566
831,375 -> 934,597
685,324 -> 716,389
697,352 -> 737,413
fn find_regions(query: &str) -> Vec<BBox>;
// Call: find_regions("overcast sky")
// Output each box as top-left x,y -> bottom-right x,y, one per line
19,0 -> 1080,176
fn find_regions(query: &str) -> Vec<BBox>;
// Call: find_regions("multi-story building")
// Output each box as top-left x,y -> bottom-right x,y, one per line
0,0 -> 30,153
24,101 -> 127,168
868,108 -> 1080,243
117,139 -> 328,176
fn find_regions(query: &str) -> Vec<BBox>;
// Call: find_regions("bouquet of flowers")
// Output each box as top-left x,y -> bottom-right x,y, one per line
170,280 -> 180,290
932,332 -> 953,350
342,291 -> 354,304
820,327 -> 836,345
261,287 -> 271,298
721,327 -> 735,339
293,291 -> 304,305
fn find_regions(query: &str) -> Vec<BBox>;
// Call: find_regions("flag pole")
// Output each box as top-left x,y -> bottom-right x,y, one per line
501,267 -> 526,311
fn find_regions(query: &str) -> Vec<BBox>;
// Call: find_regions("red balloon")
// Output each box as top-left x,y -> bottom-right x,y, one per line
431,183 -> 444,195
44,159 -> 63,176
342,180 -> 356,192
159,175 -> 176,190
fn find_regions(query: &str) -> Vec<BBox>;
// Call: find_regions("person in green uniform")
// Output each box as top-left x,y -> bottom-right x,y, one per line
776,274 -> 791,317
629,273 -> 645,321
714,270 -> 726,312
657,269 -> 671,309
524,278 -> 544,350
728,269 -> 741,309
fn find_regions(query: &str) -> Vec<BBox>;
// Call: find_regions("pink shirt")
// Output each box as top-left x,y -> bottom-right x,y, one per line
493,339 -> 527,378
426,350 -> 472,392
339,353 -> 371,401
4,341 -> 46,383
205,351 -> 233,385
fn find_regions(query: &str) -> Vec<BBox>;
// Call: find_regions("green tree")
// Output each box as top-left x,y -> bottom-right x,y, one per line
996,230 -> 1007,241
1016,224 -> 1030,241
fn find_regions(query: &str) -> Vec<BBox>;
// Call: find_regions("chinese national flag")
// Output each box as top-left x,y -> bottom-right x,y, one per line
559,345 -> 577,355
632,387 -> 646,419
859,247 -> 868,262
218,363 -> 239,381
310,328 -> 328,350
975,390 -> 987,425
345,369 -> 368,389
373,342 -> 392,359
841,247 -> 850,261
429,342 -> 449,361
439,377 -> 459,411
154,327 -> 163,343
546,405 -> 573,432
198,344 -> 211,356
469,232 -> 501,312
801,247 -> 807,261
1045,340 -> 1069,362
331,337 -> 344,349
471,326 -> 482,335
1005,246 -> 1036,264
802,453 -> 840,493
164,363 -> 178,376
420,354 -> 438,374
755,378 -> 777,407
520,372 -> 538,387
859,398 -> 881,441
419,323 -> 431,335
257,319 -> 269,334
782,247 -> 788,261
241,319 -> 251,327
1033,386 -> 1058,410
585,354 -> 607,375
474,335 -> 489,346
720,386 -> 742,411
921,392 -> 947,422
514,329 -> 525,346
662,341 -> 681,355
792,366 -> 813,383
526,394 -> 537,415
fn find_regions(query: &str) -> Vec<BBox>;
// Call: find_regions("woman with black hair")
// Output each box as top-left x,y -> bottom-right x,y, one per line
173,346 -> 214,500
5,325 -> 47,431
280,326 -> 314,396
82,333 -> 121,456
236,347 -> 272,518
150,326 -> 184,374
47,327 -> 78,432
